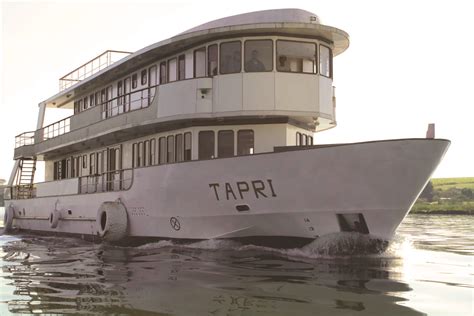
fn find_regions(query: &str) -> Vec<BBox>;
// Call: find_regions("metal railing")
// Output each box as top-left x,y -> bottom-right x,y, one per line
78,168 -> 133,194
10,184 -> 36,200
101,86 -> 156,119
59,50 -> 131,91
15,132 -> 35,148
41,117 -> 71,141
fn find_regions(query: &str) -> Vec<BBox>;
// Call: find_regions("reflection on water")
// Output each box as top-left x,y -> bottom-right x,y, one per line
0,214 -> 472,315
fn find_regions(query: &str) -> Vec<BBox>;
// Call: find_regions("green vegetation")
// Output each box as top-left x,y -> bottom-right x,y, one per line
411,177 -> 474,215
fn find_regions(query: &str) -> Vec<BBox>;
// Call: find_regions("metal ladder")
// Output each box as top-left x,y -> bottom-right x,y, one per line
15,158 -> 36,199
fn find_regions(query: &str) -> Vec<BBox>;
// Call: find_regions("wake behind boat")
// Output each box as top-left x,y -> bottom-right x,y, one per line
3,9 -> 449,248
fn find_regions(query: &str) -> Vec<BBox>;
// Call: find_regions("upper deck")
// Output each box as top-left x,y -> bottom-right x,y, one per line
14,9 -> 349,160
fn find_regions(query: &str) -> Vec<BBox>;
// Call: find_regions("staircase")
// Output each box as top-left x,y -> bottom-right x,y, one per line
14,158 -> 37,199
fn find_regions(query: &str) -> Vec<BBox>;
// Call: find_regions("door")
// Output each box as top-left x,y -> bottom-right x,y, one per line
106,145 -> 122,191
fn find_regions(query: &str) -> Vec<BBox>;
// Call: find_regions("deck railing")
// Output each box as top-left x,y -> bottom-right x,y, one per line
40,117 -> 71,141
59,50 -> 131,91
15,132 -> 35,148
78,168 -> 133,194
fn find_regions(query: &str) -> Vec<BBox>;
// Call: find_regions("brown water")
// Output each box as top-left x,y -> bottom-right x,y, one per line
0,211 -> 473,315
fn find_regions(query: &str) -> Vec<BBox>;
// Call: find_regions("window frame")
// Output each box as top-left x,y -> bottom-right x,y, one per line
194,47 -> 206,78
219,40 -> 242,75
218,130 -> 235,158
244,39 -> 274,73
319,44 -> 333,78
276,39 -> 318,74
198,130 -> 215,160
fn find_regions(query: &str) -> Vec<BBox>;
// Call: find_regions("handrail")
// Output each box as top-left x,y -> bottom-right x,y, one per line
41,117 -> 71,141
78,168 -> 134,194
15,132 -> 35,148
59,50 -> 132,91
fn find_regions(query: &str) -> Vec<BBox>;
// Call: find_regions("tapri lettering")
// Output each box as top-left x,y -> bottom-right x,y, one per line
209,179 -> 277,201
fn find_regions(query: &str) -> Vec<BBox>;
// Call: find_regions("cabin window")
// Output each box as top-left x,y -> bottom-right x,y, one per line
132,73 -> 138,89
159,137 -> 167,164
178,55 -> 186,80
208,44 -> 218,77
78,99 -> 83,113
90,153 -> 96,175
144,140 -> 150,166
308,135 -> 314,145
276,40 -> 317,73
199,131 -> 215,159
160,62 -> 167,84
168,58 -> 177,82
124,77 -> 131,112
194,47 -> 206,78
296,132 -> 301,146
117,80 -> 123,108
89,94 -> 95,108
244,40 -> 273,72
320,45 -> 332,78
237,130 -> 254,155
137,142 -> 143,167
53,161 -> 58,180
175,134 -> 184,162
150,138 -> 156,165
220,41 -> 241,74
218,130 -> 234,158
302,134 -> 307,146
167,135 -> 175,163
83,97 -> 89,111
141,69 -> 148,85
184,132 -> 192,161
95,91 -> 101,106
82,155 -> 87,168
74,101 -> 79,114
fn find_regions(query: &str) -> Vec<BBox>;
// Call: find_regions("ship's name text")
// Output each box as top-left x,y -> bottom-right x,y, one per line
209,179 -> 277,201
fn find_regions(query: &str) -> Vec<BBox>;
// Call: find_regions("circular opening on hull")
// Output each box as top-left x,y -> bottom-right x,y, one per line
100,211 -> 107,231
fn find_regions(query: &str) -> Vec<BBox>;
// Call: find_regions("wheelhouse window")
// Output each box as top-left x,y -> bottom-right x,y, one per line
237,130 -> 254,155
194,47 -> 206,78
220,41 -> 241,74
276,41 -> 317,73
199,131 -> 215,159
178,55 -> 185,80
160,62 -> 167,84
208,44 -> 218,77
168,58 -> 177,82
244,40 -> 273,72
320,45 -> 332,78
184,132 -> 192,161
218,130 -> 234,158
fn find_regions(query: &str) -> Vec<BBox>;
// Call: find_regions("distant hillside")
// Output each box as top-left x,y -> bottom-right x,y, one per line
412,177 -> 474,214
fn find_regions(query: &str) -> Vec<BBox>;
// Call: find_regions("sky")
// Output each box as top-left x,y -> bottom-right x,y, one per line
1,0 -> 473,181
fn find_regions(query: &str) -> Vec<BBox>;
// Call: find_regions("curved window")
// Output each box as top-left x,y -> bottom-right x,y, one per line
194,47 -> 206,78
320,45 -> 332,78
208,44 -> 218,77
277,41 -> 317,73
220,41 -> 241,74
244,40 -> 273,72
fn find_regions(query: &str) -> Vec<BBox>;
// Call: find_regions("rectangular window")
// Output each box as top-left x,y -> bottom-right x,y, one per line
320,45 -> 332,78
175,134 -> 184,162
89,153 -> 96,175
167,135 -> 175,163
194,47 -> 206,78
218,130 -> 234,158
74,101 -> 79,114
160,62 -> 167,84
132,73 -> 138,89
124,77 -> 131,112
208,44 -> 218,77
90,94 -> 95,108
244,40 -> 273,72
302,134 -> 307,146
178,55 -> 185,80
144,140 -> 150,166
159,137 -> 167,164
132,143 -> 138,167
82,155 -> 87,168
78,99 -> 83,113
150,138 -> 156,165
220,41 -> 241,74
137,142 -> 143,167
141,69 -> 148,85
83,97 -> 89,110
277,40 -> 317,73
168,58 -> 177,82
184,132 -> 192,161
296,132 -> 301,146
95,91 -> 101,106
308,135 -> 314,145
199,131 -> 215,159
237,130 -> 254,155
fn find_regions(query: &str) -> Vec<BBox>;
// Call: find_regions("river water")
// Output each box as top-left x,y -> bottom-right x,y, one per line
0,207 -> 472,315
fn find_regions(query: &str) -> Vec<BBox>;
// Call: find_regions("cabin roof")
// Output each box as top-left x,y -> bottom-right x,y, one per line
43,8 -> 349,108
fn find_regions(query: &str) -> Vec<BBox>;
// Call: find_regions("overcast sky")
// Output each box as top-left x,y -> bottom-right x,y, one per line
1,0 -> 473,181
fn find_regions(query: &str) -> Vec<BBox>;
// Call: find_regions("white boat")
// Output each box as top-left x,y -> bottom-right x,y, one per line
3,9 -> 449,248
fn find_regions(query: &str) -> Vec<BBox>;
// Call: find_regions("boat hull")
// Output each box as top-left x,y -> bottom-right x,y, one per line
6,139 -> 450,247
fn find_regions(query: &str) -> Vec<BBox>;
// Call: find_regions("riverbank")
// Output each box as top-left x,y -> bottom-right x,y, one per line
410,177 -> 474,215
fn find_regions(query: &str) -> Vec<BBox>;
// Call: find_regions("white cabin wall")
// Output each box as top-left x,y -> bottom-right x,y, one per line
242,73 -> 275,110
319,76 -> 334,117
45,160 -> 54,181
